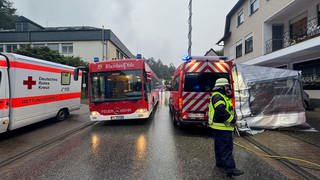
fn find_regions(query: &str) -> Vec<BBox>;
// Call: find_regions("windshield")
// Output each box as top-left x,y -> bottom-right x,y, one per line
90,70 -> 142,102
184,72 -> 230,92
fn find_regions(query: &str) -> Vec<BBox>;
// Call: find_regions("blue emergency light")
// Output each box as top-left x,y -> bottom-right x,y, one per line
93,57 -> 100,62
182,55 -> 192,62
136,54 -> 142,59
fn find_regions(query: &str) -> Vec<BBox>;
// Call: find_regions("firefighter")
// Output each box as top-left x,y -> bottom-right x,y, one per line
208,78 -> 244,177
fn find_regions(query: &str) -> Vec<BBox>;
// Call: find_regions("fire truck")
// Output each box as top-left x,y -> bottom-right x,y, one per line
0,53 -> 81,133
169,56 -> 235,127
74,58 -> 159,121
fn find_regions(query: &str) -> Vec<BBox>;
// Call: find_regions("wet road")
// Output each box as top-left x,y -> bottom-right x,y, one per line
0,93 -> 288,180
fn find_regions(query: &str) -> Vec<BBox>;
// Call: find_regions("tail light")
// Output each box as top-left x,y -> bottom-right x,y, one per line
179,98 -> 182,109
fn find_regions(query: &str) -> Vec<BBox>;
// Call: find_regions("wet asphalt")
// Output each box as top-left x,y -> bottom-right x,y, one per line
0,93 -> 288,180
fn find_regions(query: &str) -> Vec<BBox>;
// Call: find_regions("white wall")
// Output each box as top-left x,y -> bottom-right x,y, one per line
73,41 -> 103,62
224,0 -> 294,63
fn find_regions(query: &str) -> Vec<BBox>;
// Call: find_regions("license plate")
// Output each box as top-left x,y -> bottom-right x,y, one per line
111,116 -> 124,120
188,113 -> 204,118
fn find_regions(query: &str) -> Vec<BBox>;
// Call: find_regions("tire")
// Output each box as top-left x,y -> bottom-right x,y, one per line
172,111 -> 179,127
56,109 -> 68,121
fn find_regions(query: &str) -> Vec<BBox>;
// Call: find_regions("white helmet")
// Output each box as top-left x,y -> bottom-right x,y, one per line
215,78 -> 229,87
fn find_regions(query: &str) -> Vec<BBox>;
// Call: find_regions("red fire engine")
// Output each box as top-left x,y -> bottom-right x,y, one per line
75,58 -> 159,121
169,56 -> 235,126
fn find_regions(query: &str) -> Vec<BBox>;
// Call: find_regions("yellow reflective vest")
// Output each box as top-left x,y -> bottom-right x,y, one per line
208,91 -> 235,131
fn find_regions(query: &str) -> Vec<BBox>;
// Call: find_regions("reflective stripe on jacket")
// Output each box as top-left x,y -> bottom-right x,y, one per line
208,91 -> 235,131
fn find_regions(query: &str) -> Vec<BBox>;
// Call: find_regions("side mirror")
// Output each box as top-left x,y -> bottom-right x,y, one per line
74,66 -> 88,81
74,68 -> 79,81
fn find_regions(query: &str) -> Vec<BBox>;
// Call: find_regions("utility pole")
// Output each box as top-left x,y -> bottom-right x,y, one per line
188,0 -> 192,56
102,26 -> 105,60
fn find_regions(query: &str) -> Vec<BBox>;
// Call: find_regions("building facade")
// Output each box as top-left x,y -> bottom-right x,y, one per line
218,0 -> 320,108
0,16 -> 134,62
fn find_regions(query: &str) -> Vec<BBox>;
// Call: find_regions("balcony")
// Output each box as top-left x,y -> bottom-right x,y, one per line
265,17 -> 320,54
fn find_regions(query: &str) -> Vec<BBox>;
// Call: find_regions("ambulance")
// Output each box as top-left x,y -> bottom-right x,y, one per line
169,56 -> 235,127
0,53 -> 81,133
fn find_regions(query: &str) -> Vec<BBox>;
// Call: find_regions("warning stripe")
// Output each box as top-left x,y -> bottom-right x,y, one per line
182,93 -> 199,109
0,60 -> 82,76
10,61 -> 74,74
187,93 -> 207,112
182,92 -> 210,113
190,93 -> 209,111
182,92 -> 211,113
0,98 -> 9,110
0,60 -> 7,67
11,92 -> 81,108
186,62 -> 231,73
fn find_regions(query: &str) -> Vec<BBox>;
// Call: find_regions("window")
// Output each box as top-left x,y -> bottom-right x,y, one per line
6,44 -> 17,52
116,49 -> 120,59
61,72 -> 71,85
184,73 -> 229,92
290,17 -> 307,40
236,43 -> 242,58
62,43 -> 73,54
237,10 -> 244,26
0,45 -> 4,52
250,0 -> 259,15
172,75 -> 180,91
294,59 -> 320,90
90,70 -> 143,102
245,36 -> 253,54
47,43 -> 59,52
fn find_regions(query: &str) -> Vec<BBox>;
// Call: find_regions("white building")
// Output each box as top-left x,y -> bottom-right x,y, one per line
0,16 -> 134,62
217,0 -> 320,108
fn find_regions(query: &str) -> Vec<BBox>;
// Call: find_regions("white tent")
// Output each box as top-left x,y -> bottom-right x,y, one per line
232,64 -> 306,130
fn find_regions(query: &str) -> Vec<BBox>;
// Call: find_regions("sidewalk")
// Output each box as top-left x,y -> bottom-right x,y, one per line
244,110 -> 320,178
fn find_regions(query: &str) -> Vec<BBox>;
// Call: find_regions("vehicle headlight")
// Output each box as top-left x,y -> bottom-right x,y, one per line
135,108 -> 148,113
91,111 -> 100,116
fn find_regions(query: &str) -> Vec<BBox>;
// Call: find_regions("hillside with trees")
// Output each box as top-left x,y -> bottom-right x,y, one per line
0,0 -> 17,29
14,47 -> 88,67
145,57 -> 175,81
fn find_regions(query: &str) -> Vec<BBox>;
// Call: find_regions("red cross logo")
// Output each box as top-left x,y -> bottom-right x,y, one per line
23,76 -> 36,89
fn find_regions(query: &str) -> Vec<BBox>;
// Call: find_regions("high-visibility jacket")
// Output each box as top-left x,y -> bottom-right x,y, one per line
208,91 -> 235,131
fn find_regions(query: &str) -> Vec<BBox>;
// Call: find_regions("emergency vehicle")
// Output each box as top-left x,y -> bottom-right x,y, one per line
0,53 -> 81,133
169,56 -> 235,126
74,58 -> 159,121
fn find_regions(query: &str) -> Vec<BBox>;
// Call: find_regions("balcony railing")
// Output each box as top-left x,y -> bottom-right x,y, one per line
265,16 -> 320,54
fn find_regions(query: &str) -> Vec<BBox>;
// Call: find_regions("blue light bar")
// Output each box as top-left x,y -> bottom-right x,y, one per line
93,57 -> 100,62
182,55 -> 192,62
136,54 -> 142,59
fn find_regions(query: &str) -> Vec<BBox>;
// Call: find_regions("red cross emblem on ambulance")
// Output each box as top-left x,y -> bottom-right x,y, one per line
23,76 -> 36,89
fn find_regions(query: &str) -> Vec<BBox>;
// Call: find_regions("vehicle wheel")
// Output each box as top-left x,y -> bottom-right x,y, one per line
172,112 -> 179,127
56,109 -> 67,121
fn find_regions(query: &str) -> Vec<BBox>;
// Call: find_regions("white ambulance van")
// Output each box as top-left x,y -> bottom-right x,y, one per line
0,53 -> 81,133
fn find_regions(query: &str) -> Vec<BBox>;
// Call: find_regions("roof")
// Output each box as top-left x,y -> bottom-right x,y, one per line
0,16 -> 134,58
45,26 -> 100,31
16,16 -> 45,30
204,48 -> 218,56
216,0 -> 245,45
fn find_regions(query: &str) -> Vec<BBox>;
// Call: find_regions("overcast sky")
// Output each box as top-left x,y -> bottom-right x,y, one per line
11,0 -> 237,66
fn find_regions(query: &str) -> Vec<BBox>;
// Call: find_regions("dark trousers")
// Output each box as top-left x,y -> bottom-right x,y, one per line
212,129 -> 236,171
